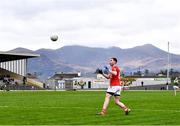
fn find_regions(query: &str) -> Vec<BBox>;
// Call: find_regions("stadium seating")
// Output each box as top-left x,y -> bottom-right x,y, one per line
0,68 -> 43,90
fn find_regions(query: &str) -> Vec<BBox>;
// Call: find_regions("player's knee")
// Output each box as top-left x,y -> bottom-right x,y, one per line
105,94 -> 111,98
105,96 -> 110,100
114,99 -> 119,105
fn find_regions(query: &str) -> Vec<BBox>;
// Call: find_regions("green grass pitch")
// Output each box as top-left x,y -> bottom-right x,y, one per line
0,90 -> 179,125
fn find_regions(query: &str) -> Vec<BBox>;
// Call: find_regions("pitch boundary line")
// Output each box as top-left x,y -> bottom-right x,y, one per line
0,106 -> 180,113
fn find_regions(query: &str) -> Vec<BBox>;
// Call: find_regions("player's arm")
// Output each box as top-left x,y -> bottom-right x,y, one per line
102,73 -> 110,79
103,66 -> 117,76
108,66 -> 117,76
109,69 -> 117,76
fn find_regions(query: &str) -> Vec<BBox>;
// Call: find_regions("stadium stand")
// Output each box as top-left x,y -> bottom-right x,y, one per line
0,52 -> 43,90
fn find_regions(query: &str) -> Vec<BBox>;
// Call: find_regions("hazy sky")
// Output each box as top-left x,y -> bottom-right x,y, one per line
0,0 -> 180,54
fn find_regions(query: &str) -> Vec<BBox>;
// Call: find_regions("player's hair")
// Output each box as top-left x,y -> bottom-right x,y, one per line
111,57 -> 117,63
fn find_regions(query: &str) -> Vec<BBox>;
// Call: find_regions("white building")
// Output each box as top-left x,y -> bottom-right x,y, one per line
128,76 -> 171,87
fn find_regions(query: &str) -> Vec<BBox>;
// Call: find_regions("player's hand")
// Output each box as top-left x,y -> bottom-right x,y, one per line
99,69 -> 103,74
95,68 -> 103,74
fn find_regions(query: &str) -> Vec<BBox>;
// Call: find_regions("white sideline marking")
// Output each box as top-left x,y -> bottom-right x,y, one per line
0,106 -> 180,113
0,106 -> 92,109
135,109 -> 180,113
0,106 -> 8,108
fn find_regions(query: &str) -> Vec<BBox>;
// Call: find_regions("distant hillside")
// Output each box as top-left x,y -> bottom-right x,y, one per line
8,44 -> 180,80
8,47 -> 35,54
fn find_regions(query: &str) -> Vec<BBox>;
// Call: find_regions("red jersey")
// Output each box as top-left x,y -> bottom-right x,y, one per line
110,66 -> 121,86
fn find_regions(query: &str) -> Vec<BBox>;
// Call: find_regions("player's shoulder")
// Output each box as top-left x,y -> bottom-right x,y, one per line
112,65 -> 120,70
114,65 -> 120,69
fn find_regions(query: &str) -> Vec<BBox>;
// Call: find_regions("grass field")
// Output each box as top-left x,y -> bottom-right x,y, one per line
0,90 -> 179,125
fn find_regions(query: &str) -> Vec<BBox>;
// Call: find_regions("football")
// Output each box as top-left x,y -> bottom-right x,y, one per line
50,35 -> 58,41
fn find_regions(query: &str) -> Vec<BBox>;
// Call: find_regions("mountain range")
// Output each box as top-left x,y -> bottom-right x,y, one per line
8,44 -> 180,80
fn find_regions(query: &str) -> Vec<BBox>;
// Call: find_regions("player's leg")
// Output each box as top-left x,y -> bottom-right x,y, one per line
113,86 -> 131,115
114,96 -> 128,110
102,93 -> 112,110
97,93 -> 112,115
114,96 -> 131,115
113,86 -> 127,110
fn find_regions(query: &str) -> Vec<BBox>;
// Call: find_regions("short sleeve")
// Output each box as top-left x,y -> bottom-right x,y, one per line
112,66 -> 117,71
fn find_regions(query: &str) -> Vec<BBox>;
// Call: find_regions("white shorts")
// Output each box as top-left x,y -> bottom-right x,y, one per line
106,86 -> 122,96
